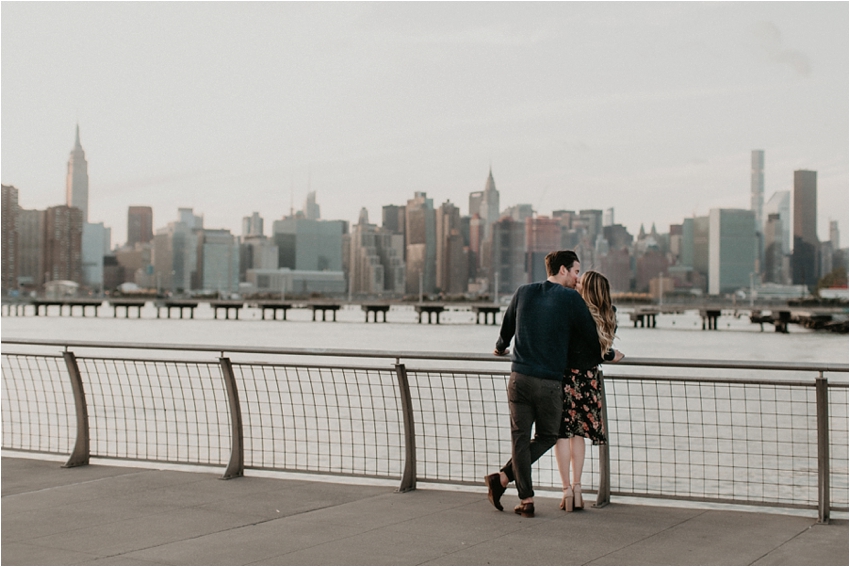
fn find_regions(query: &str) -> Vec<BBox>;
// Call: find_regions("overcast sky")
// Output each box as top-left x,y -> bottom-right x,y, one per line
2,2 -> 847,248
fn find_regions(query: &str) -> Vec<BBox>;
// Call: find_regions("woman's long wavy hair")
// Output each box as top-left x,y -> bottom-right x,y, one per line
579,270 -> 617,358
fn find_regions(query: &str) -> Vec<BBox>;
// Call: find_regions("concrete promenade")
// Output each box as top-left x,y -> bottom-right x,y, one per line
2,456 -> 847,566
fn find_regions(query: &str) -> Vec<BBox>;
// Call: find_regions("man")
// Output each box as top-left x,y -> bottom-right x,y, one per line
485,250 -> 599,517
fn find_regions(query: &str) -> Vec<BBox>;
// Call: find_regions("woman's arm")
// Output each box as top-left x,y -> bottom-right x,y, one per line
602,348 -> 625,363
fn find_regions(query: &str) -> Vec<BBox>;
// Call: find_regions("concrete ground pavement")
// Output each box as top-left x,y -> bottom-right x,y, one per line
2,456 -> 847,566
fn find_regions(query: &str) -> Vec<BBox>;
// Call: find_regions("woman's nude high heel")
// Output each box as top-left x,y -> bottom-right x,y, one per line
573,483 -> 584,510
559,486 -> 574,512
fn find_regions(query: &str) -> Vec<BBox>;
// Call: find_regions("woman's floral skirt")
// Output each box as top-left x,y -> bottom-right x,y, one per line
559,366 -> 607,445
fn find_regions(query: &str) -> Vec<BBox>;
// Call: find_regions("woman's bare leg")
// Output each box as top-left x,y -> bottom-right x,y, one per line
571,437 -> 587,509
554,438 -> 571,489
554,437 -> 574,510
571,436 -> 586,485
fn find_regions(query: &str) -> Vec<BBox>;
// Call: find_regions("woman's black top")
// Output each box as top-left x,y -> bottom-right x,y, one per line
566,306 -> 617,371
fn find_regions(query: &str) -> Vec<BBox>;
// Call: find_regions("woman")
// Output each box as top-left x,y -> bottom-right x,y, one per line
555,270 -> 623,511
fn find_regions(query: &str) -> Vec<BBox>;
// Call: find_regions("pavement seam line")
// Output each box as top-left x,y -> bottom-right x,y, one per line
579,508 -> 709,565
246,510 -> 503,565
421,499 -> 569,565
245,494 -> 524,565
747,522 -> 815,566
87,493 -> 399,564
2,539 -> 104,561
68,513 -> 318,564
1,470 -> 158,498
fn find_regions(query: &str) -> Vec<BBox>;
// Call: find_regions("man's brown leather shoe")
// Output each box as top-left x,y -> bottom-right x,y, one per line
485,473 -> 505,511
514,502 -> 535,517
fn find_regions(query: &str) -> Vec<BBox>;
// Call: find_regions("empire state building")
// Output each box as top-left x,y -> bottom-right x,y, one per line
66,124 -> 89,222
480,168 -> 500,240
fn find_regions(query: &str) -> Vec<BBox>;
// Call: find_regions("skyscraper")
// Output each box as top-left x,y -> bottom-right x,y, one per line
241,212 -> 264,238
792,170 -> 818,287
829,220 -> 839,250
525,216 -> 560,282
764,191 -> 791,255
381,205 -> 405,237
239,236 -> 279,282
468,191 -> 483,218
763,213 -> 784,284
66,125 -> 89,222
349,217 -> 405,296
578,210 -> 604,244
153,220 -> 196,293
272,217 -> 344,272
502,204 -> 534,223
82,222 -> 110,291
636,249 -> 669,293
602,223 -> 633,253
195,229 -> 240,293
751,150 -> 765,229
179,208 -> 203,230
468,214 -> 484,280
479,169 -> 500,240
381,203 -> 406,277
708,209 -> 757,295
751,150 -> 765,274
127,206 -> 153,246
600,248 -> 631,293
16,208 -> 46,290
680,218 -> 695,268
491,217 -> 525,294
2,185 -> 19,292
404,192 -> 436,294
822,220 -> 841,278
303,191 -> 321,220
435,200 -> 467,294
692,215 -> 710,290
44,205 -> 83,284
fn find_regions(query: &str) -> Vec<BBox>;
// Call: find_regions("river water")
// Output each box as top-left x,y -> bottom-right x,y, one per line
1,302 -> 847,365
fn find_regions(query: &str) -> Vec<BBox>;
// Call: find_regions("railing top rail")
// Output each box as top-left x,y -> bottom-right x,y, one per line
2,338 -> 848,373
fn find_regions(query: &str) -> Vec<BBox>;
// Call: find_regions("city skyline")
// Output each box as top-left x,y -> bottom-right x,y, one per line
2,3 -> 847,247
6,123 -> 846,254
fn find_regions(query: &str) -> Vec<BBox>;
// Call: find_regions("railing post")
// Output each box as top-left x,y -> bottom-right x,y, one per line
395,363 -> 417,492
219,357 -> 244,480
62,351 -> 90,468
815,372 -> 830,524
594,370 -> 611,508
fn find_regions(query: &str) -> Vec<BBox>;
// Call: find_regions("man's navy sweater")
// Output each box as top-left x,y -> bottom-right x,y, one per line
495,280 -> 599,381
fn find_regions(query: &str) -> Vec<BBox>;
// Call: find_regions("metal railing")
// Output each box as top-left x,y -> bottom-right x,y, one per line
2,339 -> 847,522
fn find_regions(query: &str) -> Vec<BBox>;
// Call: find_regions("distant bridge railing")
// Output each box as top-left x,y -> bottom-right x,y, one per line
2,339 -> 847,522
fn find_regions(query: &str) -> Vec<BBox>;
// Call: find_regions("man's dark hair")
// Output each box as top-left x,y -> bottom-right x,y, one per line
545,250 -> 579,277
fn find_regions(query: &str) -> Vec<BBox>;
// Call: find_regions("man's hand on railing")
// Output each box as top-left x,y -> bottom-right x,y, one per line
494,348 -> 509,356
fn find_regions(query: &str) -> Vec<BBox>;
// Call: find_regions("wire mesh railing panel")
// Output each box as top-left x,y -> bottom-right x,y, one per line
1,354 -> 75,455
2,340 -> 847,516
405,369 -> 602,492
828,384 -> 849,508
605,377 -> 821,506
407,369 -> 505,485
76,358 -> 230,465
233,364 -> 405,479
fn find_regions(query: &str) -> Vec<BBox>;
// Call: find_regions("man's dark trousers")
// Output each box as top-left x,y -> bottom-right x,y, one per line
500,371 -> 562,499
